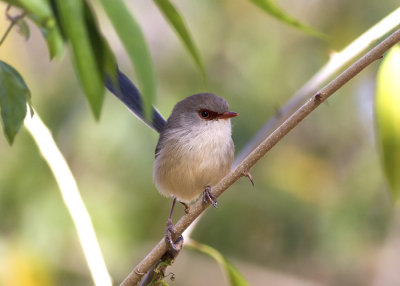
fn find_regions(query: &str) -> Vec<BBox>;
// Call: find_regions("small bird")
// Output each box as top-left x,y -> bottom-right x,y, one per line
154,93 -> 237,203
106,70 -> 238,249
153,93 -> 237,247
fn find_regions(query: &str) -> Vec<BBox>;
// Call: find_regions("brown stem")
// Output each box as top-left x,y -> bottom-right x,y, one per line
0,5 -> 25,46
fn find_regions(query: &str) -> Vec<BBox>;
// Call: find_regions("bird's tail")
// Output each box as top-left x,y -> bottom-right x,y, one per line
105,68 -> 166,133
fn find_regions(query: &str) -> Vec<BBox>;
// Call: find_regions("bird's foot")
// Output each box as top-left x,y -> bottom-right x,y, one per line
180,201 -> 190,214
243,171 -> 254,186
165,218 -> 183,252
202,186 -> 218,208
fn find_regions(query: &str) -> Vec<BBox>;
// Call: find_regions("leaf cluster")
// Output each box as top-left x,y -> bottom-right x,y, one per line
0,0 -> 323,145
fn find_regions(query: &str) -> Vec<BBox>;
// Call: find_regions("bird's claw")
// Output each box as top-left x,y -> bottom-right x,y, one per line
165,219 -> 183,252
180,202 -> 190,214
244,171 -> 254,186
203,186 -> 218,208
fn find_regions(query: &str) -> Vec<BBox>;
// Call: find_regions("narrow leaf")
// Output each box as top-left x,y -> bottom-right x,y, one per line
375,45 -> 400,201
40,21 -> 65,59
154,0 -> 205,78
250,0 -> 325,39
40,1 -> 65,59
11,0 -> 65,58
17,0 -> 53,20
55,0 -> 104,119
83,2 -> 117,82
186,240 -> 249,286
97,0 -> 156,120
0,61 -> 30,144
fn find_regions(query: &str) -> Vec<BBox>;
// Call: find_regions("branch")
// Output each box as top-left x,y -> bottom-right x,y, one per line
183,7 -> 400,242
0,5 -> 25,46
120,28 -> 400,286
234,7 -> 400,165
24,108 -> 112,286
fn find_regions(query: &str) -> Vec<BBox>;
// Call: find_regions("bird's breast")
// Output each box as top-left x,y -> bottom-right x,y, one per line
153,119 -> 234,203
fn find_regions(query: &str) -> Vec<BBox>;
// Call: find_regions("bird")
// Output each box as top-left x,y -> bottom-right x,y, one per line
106,69 -> 239,250
154,93 -> 237,203
153,93 -> 237,248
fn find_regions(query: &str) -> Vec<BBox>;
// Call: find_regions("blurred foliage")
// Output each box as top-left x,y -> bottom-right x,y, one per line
0,242 -> 54,286
0,0 -> 317,140
375,45 -> 400,201
0,0 -> 400,285
0,60 -> 30,144
97,0 -> 155,119
249,0 -> 326,39
154,0 -> 206,79
186,240 -> 249,286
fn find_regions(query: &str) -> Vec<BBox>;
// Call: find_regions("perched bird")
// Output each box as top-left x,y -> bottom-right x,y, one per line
106,70 -> 238,249
154,93 -> 237,204
153,94 -> 237,247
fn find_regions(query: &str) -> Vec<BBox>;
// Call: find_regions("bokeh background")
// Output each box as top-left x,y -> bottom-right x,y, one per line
1,0 -> 400,285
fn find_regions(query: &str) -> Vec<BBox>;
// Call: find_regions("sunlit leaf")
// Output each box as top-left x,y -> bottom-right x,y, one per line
16,0 -> 53,20
186,240 -> 249,286
97,0 -> 156,120
154,0 -> 205,78
250,0 -> 325,39
0,61 -> 30,145
55,0 -> 104,119
375,45 -> 400,201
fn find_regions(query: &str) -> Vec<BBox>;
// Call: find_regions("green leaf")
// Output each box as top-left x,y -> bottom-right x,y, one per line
16,18 -> 30,40
97,0 -> 156,120
83,2 -> 117,82
39,19 -> 65,59
0,61 -> 30,145
186,240 -> 249,286
375,45 -> 400,201
1,0 -> 20,6
55,0 -> 104,119
250,0 -> 326,39
154,0 -> 205,79
8,0 -> 65,58
15,0 -> 53,20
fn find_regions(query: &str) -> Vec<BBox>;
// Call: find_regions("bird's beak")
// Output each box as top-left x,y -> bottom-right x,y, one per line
219,111 -> 238,119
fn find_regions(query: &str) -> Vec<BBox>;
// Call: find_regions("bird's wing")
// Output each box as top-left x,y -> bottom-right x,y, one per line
105,68 -> 166,133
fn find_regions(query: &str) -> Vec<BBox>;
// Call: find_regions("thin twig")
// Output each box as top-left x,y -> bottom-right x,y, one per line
0,5 -> 25,46
120,27 -> 400,286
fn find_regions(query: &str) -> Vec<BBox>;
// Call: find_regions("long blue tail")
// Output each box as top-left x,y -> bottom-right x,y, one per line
105,68 -> 166,133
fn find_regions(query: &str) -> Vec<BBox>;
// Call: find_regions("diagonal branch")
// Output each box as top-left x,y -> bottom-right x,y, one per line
183,6 -> 400,244
234,7 -> 400,165
120,28 -> 400,286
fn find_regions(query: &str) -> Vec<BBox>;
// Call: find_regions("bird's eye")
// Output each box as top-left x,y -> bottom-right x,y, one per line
198,109 -> 219,120
199,109 -> 210,118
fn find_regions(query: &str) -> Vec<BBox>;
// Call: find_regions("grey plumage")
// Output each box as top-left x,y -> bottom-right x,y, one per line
153,93 -> 236,203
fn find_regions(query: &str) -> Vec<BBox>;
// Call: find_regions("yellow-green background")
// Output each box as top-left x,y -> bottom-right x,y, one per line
0,0 -> 399,285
